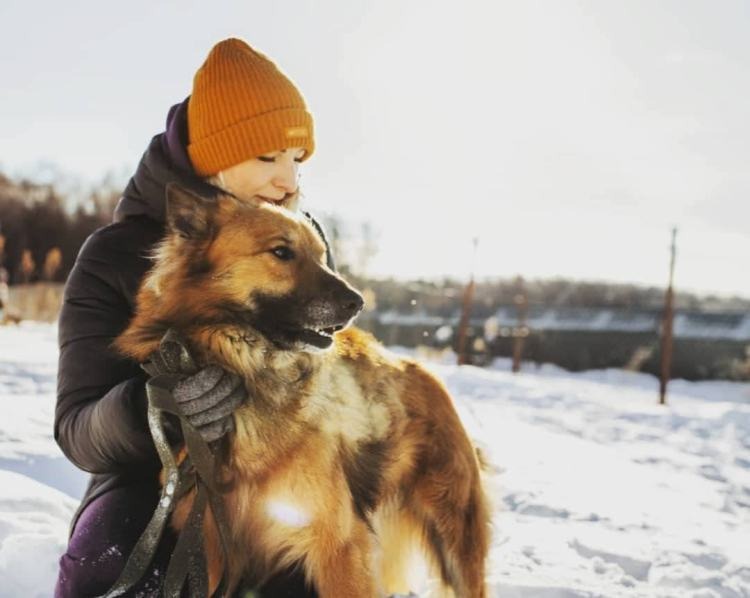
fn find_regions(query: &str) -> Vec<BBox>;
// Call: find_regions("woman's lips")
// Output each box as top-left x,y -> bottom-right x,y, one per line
257,195 -> 283,204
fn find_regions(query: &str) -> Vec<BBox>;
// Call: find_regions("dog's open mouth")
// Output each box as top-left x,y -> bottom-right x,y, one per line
296,324 -> 345,348
250,318 -> 349,351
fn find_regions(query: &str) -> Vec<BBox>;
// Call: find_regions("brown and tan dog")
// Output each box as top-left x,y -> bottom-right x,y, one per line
116,184 -> 490,597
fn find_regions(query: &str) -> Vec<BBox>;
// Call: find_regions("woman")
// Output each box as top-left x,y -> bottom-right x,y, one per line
54,38 -> 326,597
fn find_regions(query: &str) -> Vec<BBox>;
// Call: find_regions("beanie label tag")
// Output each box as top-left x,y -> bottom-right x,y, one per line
285,126 -> 308,139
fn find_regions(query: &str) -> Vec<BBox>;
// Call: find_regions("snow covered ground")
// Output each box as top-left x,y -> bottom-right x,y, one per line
1,322 -> 749,597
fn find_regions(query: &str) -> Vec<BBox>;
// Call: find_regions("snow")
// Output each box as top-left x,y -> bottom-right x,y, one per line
0,322 -> 85,597
2,323 -> 749,597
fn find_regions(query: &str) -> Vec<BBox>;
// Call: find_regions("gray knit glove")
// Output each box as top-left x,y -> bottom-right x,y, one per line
147,331 -> 247,444
171,365 -> 246,443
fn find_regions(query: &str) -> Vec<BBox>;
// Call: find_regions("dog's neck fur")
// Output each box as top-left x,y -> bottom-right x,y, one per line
117,298 -> 324,408
188,323 -> 322,407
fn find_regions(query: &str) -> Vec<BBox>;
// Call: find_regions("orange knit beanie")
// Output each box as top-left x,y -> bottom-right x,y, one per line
187,38 -> 315,177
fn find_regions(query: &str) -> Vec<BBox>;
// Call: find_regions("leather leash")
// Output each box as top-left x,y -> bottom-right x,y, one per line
99,330 -> 234,597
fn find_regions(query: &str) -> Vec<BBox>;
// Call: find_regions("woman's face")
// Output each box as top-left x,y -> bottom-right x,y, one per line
215,146 -> 305,207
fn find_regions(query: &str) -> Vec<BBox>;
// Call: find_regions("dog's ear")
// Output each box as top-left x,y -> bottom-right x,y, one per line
165,183 -> 215,240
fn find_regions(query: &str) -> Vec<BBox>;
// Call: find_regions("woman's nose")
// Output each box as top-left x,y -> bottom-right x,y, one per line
273,161 -> 299,193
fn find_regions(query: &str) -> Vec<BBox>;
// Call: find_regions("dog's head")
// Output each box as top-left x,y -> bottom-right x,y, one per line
147,183 -> 364,352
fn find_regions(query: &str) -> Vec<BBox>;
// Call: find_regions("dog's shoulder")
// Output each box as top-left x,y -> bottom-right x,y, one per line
333,326 -> 382,362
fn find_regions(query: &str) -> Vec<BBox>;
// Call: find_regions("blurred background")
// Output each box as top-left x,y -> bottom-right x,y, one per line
1,0 -> 749,380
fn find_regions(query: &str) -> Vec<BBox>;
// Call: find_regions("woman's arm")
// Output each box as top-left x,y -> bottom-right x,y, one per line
55,222 -> 162,474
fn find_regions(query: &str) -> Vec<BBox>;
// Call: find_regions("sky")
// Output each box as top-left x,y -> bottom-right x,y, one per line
1,0 -> 749,297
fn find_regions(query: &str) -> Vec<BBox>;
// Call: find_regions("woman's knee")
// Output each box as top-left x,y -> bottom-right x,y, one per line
54,483 -> 166,597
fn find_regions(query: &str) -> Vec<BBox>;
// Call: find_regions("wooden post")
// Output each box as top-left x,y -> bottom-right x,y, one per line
20,249 -> 35,284
43,247 -> 62,281
512,276 -> 528,373
0,230 -> 6,280
659,228 -> 677,405
457,238 -> 479,365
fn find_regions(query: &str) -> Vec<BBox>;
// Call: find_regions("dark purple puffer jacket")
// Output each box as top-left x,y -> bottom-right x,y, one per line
55,96 -> 332,541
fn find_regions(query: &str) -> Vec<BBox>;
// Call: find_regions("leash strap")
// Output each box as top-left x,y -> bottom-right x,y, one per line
159,379 -> 233,597
98,331 -> 233,597
97,374 -> 183,598
164,478 -> 208,597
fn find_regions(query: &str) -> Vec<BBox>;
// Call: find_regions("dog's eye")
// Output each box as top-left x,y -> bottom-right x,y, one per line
271,246 -> 295,261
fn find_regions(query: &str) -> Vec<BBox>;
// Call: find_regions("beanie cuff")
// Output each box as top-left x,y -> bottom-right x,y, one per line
187,108 -> 315,176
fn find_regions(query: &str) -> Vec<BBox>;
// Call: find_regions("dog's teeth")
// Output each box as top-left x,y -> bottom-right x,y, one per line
308,327 -> 332,337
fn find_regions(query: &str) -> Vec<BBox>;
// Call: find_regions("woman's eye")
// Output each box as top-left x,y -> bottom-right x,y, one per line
271,246 -> 295,261
258,156 -> 276,163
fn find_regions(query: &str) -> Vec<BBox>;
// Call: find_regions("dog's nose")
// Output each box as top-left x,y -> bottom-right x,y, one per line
340,288 -> 365,318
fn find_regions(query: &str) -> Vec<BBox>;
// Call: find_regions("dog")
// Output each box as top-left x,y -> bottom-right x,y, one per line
115,183 -> 491,597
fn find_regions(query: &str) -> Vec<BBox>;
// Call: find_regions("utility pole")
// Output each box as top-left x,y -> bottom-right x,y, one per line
457,238 -> 479,366
511,276 -> 528,373
659,228 -> 678,405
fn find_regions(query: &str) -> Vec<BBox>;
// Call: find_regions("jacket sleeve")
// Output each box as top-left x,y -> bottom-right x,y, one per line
54,226 -> 160,474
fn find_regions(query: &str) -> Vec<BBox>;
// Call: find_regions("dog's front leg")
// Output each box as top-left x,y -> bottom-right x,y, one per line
306,521 -> 376,598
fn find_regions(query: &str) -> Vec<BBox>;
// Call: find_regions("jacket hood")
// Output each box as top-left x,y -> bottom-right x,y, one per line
113,97 -> 219,224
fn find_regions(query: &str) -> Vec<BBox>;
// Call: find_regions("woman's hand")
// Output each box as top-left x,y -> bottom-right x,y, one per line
147,330 -> 247,444
171,365 -> 246,442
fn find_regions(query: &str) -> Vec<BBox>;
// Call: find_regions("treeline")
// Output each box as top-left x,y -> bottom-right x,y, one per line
346,275 -> 750,316
321,215 -> 750,315
0,173 -> 118,284
2,170 -> 747,315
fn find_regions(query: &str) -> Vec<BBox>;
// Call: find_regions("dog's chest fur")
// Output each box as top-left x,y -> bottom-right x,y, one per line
198,328 -> 406,565
199,326 -> 401,452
